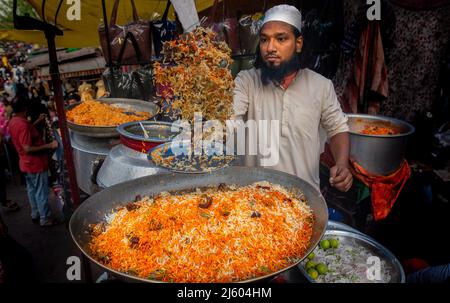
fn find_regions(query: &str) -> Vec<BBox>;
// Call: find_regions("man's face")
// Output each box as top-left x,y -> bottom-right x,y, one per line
259,21 -> 303,68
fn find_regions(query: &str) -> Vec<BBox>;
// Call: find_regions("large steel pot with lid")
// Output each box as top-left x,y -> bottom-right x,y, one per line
347,114 -> 415,175
96,121 -> 179,188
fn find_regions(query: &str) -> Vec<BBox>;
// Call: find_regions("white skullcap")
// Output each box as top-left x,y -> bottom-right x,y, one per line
262,5 -> 302,33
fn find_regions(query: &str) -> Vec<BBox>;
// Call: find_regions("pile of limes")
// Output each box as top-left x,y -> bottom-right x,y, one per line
304,238 -> 340,280
319,238 -> 339,250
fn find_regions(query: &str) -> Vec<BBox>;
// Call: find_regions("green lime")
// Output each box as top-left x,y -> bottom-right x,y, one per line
307,252 -> 315,260
305,260 -> 316,270
330,238 -> 339,249
320,239 -> 330,250
307,268 -> 319,280
316,263 -> 328,275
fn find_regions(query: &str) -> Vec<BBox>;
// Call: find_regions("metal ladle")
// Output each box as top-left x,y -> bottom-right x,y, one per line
139,122 -> 150,139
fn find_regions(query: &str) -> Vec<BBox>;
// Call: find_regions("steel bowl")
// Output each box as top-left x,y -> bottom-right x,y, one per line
117,121 -> 179,152
347,114 -> 415,175
117,121 -> 178,143
66,98 -> 160,138
298,229 -> 405,283
69,166 -> 328,283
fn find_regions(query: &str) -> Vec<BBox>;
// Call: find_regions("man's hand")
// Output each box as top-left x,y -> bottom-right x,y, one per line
47,140 -> 58,150
34,113 -> 46,125
329,163 -> 353,192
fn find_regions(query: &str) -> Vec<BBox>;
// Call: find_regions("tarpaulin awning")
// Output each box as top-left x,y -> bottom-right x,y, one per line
36,56 -> 106,80
0,0 -> 217,47
24,47 -> 101,68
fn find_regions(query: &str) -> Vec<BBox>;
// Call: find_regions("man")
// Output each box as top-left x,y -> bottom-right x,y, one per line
233,5 -> 352,192
8,97 -> 58,227
66,91 -> 81,106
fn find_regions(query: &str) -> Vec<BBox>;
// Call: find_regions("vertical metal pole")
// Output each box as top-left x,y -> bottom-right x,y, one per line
101,0 -> 117,96
45,31 -> 80,207
101,0 -> 113,67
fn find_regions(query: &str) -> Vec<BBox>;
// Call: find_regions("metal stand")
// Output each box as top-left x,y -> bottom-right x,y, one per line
101,0 -> 116,96
13,0 -> 80,207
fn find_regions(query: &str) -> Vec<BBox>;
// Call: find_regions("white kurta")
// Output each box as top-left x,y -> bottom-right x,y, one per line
233,67 -> 349,190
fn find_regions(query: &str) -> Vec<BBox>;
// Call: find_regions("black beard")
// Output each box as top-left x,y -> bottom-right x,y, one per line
260,53 -> 301,86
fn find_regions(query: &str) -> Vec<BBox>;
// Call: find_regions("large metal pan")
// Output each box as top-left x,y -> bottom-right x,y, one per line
66,98 -> 160,138
69,166 -> 328,283
298,230 -> 405,283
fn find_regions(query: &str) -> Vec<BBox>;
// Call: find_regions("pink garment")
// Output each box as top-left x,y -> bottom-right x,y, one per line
0,103 -> 8,136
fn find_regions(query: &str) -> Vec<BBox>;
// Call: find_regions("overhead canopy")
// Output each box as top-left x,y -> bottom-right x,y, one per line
0,0 -> 216,47
37,57 -> 106,80
24,47 -> 106,79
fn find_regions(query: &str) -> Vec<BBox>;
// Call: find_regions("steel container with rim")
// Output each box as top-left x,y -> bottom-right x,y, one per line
298,229 -> 406,283
66,98 -> 160,138
347,114 -> 415,175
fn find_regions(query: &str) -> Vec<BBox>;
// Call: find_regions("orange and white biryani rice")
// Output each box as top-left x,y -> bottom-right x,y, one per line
67,100 -> 151,126
89,182 -> 314,282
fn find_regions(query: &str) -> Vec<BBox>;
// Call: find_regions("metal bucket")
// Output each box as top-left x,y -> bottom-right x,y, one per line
70,131 -> 115,195
347,114 -> 415,176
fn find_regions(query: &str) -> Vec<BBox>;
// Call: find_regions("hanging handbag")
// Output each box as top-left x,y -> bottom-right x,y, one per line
98,0 -> 152,66
201,0 -> 240,55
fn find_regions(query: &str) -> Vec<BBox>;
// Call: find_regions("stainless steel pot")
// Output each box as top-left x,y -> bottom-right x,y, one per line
117,121 -> 178,143
347,114 -> 415,175
69,166 -> 328,283
96,144 -> 168,189
70,131 -> 116,195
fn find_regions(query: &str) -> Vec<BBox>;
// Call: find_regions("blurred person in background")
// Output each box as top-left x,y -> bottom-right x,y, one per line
66,91 -> 81,106
8,97 -> 59,227
0,123 -> 19,212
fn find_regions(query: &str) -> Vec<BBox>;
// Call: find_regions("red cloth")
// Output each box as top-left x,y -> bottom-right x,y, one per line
402,258 -> 429,274
8,116 -> 48,173
350,159 -> 410,221
280,70 -> 298,90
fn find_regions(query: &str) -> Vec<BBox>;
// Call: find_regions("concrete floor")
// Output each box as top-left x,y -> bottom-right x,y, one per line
1,176 -> 104,283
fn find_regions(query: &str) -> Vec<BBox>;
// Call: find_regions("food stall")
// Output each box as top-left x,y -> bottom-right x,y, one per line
65,23 -> 410,283
11,0 -> 413,285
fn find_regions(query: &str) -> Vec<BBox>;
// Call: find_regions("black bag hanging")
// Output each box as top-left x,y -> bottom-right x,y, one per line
102,31 -> 155,101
